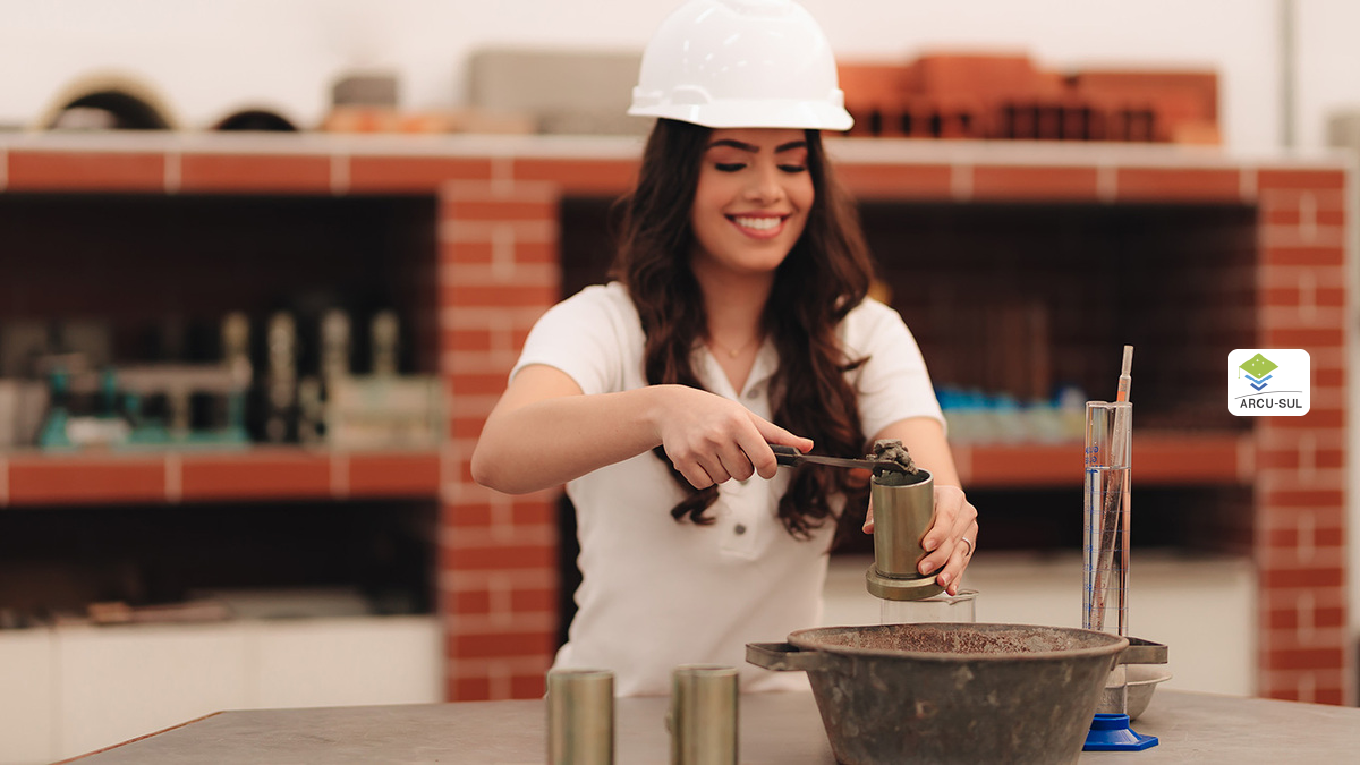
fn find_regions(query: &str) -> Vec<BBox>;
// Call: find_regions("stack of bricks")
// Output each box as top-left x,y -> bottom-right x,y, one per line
838,53 -> 1219,144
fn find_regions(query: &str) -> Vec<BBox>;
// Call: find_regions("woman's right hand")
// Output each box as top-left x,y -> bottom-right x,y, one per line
652,384 -> 813,489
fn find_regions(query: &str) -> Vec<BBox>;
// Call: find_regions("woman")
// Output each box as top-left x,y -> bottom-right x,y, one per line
470,0 -> 978,696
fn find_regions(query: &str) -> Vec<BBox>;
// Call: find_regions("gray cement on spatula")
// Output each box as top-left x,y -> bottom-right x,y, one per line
869,439 -> 928,485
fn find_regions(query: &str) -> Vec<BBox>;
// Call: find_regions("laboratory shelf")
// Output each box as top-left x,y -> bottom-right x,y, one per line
0,448 -> 442,507
954,431 -> 1251,488
0,434 -> 1246,501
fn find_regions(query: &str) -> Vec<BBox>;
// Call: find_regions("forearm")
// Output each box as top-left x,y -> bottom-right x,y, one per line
471,385 -> 676,494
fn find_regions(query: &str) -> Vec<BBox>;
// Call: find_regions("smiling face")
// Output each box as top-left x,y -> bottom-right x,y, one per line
689,128 -> 815,279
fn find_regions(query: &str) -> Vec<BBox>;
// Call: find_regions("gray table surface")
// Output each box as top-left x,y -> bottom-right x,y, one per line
68,689 -> 1360,764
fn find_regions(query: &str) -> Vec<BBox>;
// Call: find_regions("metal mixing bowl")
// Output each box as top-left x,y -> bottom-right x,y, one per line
749,622 -> 1156,765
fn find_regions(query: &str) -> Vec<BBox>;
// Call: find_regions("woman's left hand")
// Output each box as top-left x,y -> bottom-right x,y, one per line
918,485 -> 978,595
863,483 -> 978,596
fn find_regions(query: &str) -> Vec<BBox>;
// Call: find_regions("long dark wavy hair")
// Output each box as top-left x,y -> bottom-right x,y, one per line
610,118 -> 878,547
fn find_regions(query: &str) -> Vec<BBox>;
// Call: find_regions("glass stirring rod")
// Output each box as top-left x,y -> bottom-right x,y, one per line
1116,345 -> 1133,402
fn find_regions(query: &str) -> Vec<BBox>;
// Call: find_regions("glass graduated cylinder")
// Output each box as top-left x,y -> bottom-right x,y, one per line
1084,465 -> 1129,636
1084,401 -> 1132,715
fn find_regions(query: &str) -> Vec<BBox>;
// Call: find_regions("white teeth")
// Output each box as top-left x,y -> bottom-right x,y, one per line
734,217 -> 780,231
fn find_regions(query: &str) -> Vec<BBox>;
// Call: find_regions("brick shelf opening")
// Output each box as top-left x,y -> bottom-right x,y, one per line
0,193 -> 440,381
0,497 -> 438,625
862,201 -> 1259,431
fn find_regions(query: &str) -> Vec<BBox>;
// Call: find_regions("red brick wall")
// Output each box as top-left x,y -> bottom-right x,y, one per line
854,160 -> 1351,703
0,142 -> 1349,706
838,55 -> 1217,143
430,157 -> 1352,704
1254,169 -> 1350,704
438,180 -> 562,701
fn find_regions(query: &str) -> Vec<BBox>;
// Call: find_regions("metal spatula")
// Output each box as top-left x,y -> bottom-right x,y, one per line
769,444 -> 908,474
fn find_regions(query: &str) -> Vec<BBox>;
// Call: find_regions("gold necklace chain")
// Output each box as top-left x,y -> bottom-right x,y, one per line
708,335 -> 760,359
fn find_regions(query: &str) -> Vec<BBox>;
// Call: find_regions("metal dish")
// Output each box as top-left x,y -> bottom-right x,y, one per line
1127,664 -> 1173,720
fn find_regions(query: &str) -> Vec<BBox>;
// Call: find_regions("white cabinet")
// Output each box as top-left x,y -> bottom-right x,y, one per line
0,631 -> 54,765
250,619 -> 442,709
0,616 -> 440,765
55,624 -> 253,758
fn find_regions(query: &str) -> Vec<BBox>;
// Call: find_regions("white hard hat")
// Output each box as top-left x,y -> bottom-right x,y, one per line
628,0 -> 853,131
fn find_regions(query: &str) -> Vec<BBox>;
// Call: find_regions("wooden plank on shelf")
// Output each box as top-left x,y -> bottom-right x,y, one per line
957,441 -> 1082,487
0,434 -> 1241,504
955,432 -> 1250,488
347,451 -> 442,498
5,454 -> 165,506
179,449 -> 332,502
0,448 -> 443,506
1130,432 -> 1252,485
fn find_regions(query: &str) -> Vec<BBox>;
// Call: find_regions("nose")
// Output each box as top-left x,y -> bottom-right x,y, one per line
743,162 -> 786,204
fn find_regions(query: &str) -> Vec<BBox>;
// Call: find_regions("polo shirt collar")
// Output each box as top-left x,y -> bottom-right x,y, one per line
696,340 -> 778,402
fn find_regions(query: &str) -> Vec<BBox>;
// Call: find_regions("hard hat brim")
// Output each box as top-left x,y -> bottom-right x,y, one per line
628,100 -> 853,131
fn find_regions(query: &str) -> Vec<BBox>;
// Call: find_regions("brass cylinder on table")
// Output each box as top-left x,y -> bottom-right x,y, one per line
669,665 -> 738,765
866,468 -> 944,601
547,668 -> 614,765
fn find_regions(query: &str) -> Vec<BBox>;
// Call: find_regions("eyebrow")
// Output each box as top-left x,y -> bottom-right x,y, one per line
708,139 -> 808,153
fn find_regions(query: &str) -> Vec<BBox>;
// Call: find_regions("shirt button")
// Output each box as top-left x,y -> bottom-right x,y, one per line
733,524 -> 748,535
745,389 -> 760,400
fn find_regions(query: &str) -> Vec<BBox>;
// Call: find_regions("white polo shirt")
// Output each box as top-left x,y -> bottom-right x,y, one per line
511,282 -> 942,696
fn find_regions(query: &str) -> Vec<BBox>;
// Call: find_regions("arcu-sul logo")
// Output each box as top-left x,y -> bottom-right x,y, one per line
1228,349 -> 1310,416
